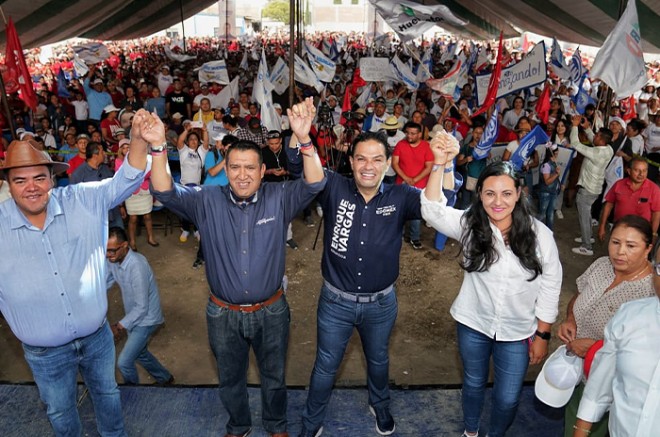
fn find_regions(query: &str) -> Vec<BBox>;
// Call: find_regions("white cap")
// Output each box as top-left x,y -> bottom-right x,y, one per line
104,104 -> 120,113
609,116 -> 627,130
92,78 -> 104,85
535,345 -> 583,408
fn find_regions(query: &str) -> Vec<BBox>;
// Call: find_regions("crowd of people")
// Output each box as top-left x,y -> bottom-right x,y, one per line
1,31 -> 660,437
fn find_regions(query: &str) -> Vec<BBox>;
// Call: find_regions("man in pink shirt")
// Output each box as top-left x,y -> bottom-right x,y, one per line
392,121 -> 434,249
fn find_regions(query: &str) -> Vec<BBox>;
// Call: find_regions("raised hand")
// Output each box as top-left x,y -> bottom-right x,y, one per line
288,97 -> 316,143
140,111 -> 167,146
430,130 -> 459,165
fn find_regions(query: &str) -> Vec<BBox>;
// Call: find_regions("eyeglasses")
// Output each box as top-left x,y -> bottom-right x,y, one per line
106,246 -> 125,255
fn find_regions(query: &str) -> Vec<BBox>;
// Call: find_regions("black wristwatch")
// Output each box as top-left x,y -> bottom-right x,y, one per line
535,330 -> 551,341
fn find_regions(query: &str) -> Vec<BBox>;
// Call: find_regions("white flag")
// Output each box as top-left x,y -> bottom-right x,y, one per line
196,60 -> 230,85
73,54 -> 89,77
426,60 -> 462,98
569,47 -> 585,84
72,43 -> 110,65
590,0 -> 646,98
368,0 -> 467,42
304,42 -> 336,83
416,48 -> 433,83
164,46 -> 196,63
215,76 -> 240,110
253,49 -> 280,131
355,83 -> 373,108
390,56 -> 419,91
269,58 -> 290,95
294,54 -> 324,93
239,50 -> 248,71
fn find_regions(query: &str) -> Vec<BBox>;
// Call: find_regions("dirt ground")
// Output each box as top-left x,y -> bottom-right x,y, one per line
0,205 -> 600,387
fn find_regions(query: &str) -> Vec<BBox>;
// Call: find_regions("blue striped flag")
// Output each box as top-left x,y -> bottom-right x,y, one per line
473,109 -> 498,159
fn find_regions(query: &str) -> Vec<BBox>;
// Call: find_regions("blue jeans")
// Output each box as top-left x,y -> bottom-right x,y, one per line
456,323 -> 529,437
407,219 -> 421,241
22,321 -> 126,437
206,294 -> 290,435
302,286 -> 398,430
537,191 -> 557,230
117,324 -> 172,384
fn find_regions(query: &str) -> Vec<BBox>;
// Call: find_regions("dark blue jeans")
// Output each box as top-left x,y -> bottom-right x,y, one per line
302,286 -> 398,430
457,323 -> 529,437
538,191 -> 557,230
22,321 -> 126,437
117,324 -> 172,384
206,295 -> 290,435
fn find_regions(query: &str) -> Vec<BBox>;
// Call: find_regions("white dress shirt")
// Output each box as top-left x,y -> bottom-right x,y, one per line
420,191 -> 562,340
577,297 -> 660,437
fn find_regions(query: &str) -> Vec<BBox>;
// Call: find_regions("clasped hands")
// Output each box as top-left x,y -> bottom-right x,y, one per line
430,129 -> 460,165
130,109 -> 167,149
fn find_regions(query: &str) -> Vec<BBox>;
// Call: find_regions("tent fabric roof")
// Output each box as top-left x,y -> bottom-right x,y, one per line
429,0 -> 660,53
0,1 -> 658,53
0,0 -> 217,49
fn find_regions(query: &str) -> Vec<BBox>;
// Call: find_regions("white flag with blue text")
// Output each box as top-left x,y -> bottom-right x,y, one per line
569,48 -> 585,84
304,42 -> 336,83
473,109 -> 498,159
390,55 -> 419,91
294,54 -> 324,93
549,37 -> 571,80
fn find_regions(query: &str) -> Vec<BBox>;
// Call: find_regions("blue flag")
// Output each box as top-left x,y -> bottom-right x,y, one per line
57,68 -> 70,98
569,48 -> 584,84
473,109 -> 498,159
509,125 -> 549,171
573,75 -> 595,115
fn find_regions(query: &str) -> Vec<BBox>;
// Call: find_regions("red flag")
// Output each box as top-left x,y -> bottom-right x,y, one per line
4,18 -> 37,110
619,96 -> 636,121
473,32 -> 504,117
339,85 -> 352,125
535,82 -> 551,125
350,67 -> 366,97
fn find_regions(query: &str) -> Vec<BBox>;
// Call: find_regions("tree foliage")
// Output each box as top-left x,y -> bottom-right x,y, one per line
262,0 -> 290,25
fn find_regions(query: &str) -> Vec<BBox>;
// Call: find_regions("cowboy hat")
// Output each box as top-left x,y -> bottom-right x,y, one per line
0,140 -> 69,179
381,116 -> 402,130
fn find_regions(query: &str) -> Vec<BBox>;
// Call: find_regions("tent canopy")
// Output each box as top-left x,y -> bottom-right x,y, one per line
0,0 -> 217,49
426,0 -> 660,53
0,0 -> 658,53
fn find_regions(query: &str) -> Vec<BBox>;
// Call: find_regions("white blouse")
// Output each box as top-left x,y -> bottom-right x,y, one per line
420,190 -> 562,341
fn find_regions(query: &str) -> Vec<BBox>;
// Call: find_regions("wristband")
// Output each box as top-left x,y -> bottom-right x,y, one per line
444,166 -> 454,173
150,142 -> 167,153
535,330 -> 551,341
573,425 -> 591,435
150,150 -> 167,156
432,164 -> 445,172
297,140 -> 314,156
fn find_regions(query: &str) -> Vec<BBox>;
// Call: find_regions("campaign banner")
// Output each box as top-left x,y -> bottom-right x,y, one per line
359,57 -> 391,82
197,60 -> 230,85
475,41 -> 547,105
73,42 -> 110,65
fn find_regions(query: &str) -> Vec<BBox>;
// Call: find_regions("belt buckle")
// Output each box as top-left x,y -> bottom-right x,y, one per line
357,295 -> 371,304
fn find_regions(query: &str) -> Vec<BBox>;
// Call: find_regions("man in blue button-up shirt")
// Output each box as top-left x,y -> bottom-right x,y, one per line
0,112 -> 150,437
106,227 -> 173,386
298,127 -> 460,437
150,98 -> 326,437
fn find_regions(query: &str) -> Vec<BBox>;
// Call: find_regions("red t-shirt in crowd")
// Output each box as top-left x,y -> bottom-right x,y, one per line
392,139 -> 434,189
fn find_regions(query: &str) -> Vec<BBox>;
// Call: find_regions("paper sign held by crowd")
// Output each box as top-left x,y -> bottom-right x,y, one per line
475,41 -> 547,106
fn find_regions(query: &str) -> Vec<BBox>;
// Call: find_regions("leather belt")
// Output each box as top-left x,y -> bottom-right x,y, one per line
209,289 -> 284,313
324,281 -> 394,303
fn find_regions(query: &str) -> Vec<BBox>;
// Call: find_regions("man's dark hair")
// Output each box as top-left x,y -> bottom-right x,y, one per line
108,226 -> 128,243
85,142 -> 103,160
350,131 -> 391,159
597,128 -> 613,145
222,115 -> 238,127
403,121 -> 422,133
225,140 -> 263,165
222,134 -> 239,147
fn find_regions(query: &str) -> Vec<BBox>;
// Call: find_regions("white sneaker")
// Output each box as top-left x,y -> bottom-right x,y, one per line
574,237 -> 595,244
555,210 -> 564,219
179,230 -> 190,243
572,246 -> 594,256
316,205 -> 323,219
